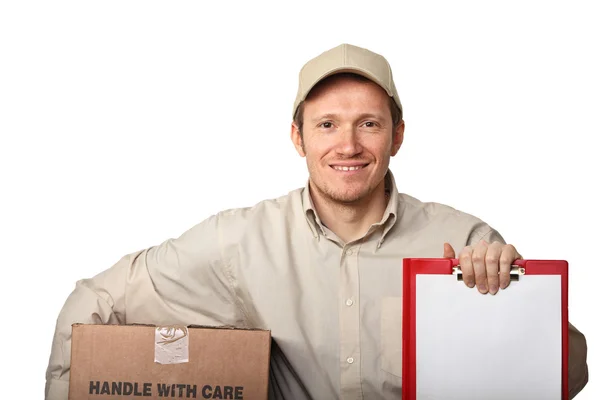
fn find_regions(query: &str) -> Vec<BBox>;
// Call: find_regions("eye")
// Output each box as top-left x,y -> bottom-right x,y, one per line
319,122 -> 333,129
363,121 -> 377,128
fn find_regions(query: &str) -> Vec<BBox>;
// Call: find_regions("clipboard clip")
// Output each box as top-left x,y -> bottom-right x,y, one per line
452,265 -> 525,281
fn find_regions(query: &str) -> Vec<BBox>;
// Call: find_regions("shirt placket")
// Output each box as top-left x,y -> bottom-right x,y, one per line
339,243 -> 363,399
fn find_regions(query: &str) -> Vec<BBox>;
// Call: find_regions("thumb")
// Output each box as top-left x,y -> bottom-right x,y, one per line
443,242 -> 456,258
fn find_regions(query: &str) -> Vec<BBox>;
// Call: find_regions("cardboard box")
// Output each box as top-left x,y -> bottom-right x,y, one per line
69,324 -> 271,399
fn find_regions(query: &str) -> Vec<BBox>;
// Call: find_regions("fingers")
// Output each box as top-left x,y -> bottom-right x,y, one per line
471,240 -> 489,294
458,245 -> 475,288
443,243 -> 456,258
499,244 -> 518,290
485,242 -> 503,295
455,242 -> 522,294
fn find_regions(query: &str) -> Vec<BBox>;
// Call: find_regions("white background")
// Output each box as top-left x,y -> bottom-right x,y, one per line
1,1 -> 597,398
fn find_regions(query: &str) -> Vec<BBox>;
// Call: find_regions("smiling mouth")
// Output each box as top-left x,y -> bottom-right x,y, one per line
331,164 -> 368,171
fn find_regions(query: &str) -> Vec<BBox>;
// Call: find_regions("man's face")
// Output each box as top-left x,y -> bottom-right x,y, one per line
292,75 -> 404,204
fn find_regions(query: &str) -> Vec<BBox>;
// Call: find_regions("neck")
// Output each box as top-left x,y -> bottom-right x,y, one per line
310,179 -> 389,243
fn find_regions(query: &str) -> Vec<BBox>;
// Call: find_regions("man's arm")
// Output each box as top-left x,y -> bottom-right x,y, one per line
45,212 -> 248,400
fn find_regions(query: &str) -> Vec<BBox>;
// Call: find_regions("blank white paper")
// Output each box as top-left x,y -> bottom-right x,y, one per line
415,275 -> 562,400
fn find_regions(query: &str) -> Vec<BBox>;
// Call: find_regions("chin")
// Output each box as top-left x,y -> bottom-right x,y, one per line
328,188 -> 371,204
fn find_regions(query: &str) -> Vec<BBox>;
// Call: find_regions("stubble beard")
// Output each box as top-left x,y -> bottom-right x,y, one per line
311,175 -> 374,206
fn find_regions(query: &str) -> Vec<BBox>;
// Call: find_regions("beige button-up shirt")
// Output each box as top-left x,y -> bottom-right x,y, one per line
46,172 -> 588,399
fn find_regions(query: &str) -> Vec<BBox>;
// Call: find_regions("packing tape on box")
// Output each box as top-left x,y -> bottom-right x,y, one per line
154,326 -> 189,364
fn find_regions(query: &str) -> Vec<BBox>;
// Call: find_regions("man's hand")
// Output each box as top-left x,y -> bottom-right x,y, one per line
443,241 -> 522,295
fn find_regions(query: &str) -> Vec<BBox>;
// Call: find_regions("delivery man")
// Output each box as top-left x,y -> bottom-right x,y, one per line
46,43 -> 588,399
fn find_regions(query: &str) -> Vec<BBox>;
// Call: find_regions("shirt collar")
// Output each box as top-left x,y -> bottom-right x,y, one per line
302,182 -> 325,239
301,170 -> 399,245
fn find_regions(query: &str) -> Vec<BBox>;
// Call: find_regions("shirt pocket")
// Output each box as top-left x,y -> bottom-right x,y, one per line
380,296 -> 403,377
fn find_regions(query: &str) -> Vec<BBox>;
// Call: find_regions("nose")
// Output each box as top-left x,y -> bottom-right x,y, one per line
336,127 -> 362,157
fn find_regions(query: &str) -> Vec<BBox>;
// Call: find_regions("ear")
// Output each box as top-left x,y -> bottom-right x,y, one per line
391,120 -> 405,156
291,123 -> 306,157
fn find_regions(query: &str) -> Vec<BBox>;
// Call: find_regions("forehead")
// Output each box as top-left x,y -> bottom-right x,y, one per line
304,75 -> 390,114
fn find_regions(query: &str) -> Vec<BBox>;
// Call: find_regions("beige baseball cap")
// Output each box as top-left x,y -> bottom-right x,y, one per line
292,43 -> 402,118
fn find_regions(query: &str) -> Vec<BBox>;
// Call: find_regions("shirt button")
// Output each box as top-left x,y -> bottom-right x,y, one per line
346,249 -> 353,256
347,357 -> 354,364
345,298 -> 354,307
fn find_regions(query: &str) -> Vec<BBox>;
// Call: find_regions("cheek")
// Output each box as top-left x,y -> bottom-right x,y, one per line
363,136 -> 393,154
303,137 -> 336,159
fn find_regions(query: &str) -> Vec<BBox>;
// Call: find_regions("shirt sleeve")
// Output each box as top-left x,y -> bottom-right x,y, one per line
568,322 -> 589,398
45,212 -> 248,400
467,223 -> 589,398
466,222 -> 507,246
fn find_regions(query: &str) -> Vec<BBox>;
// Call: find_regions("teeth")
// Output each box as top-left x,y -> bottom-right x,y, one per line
333,165 -> 363,171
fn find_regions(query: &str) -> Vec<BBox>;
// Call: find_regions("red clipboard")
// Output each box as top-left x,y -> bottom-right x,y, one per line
402,258 -> 569,400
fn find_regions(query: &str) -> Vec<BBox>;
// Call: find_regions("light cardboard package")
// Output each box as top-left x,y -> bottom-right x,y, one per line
68,324 -> 271,399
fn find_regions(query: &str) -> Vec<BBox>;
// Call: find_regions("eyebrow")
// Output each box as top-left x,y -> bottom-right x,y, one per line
310,113 -> 338,123
310,112 -> 386,123
356,112 -> 386,120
